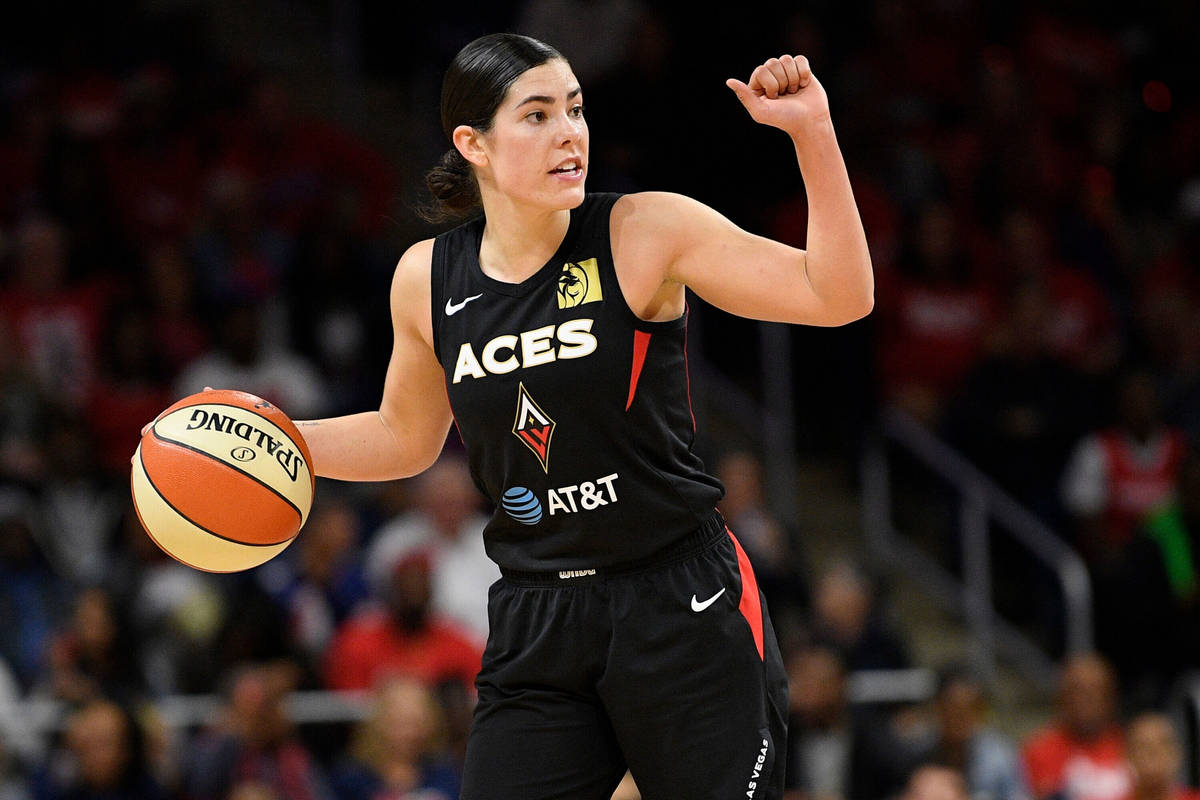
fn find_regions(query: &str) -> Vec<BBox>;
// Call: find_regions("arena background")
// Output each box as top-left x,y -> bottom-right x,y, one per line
1,1 -> 1198,799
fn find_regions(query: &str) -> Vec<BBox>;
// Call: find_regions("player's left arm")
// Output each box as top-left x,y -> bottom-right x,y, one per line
630,55 -> 874,327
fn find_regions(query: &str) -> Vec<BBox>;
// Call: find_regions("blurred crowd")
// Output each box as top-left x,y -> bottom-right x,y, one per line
1,0 -> 1199,799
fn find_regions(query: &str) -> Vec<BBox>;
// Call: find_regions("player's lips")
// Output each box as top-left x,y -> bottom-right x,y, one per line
548,158 -> 585,180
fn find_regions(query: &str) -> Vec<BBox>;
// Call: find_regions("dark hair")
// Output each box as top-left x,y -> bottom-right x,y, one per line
420,33 -> 564,223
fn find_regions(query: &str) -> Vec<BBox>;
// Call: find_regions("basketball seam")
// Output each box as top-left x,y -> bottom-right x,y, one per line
131,464 -> 242,574
150,426 -> 305,525
161,401 -> 314,489
140,439 -> 294,547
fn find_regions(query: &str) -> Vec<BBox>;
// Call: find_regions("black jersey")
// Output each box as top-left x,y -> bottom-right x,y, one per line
430,192 -> 724,571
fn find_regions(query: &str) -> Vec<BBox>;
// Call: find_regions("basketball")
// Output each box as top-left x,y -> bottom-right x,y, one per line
130,389 -> 315,573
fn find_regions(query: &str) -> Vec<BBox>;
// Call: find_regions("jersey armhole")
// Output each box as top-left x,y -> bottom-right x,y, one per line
430,235 -> 448,364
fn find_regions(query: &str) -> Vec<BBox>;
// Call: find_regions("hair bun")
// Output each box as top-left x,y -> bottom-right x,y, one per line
421,148 -> 480,222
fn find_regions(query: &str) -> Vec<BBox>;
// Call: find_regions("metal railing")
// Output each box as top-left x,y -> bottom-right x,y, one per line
861,406 -> 1093,692
15,668 -> 935,738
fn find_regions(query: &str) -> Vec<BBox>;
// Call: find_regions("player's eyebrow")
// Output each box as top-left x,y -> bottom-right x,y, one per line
516,87 -> 582,108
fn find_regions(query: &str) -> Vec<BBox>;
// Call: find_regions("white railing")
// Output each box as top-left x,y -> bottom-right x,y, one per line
861,406 -> 1093,692
15,669 -> 934,738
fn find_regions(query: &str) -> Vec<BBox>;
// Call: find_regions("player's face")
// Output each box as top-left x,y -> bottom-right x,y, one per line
481,59 -> 588,210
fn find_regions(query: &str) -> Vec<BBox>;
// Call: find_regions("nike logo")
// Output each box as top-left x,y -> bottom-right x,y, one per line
691,587 -> 726,612
445,293 -> 484,316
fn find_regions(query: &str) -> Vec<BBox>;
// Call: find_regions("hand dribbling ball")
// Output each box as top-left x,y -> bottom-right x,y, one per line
130,389 -> 314,572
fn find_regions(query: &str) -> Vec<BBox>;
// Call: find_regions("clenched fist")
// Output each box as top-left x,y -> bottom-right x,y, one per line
727,55 -> 831,137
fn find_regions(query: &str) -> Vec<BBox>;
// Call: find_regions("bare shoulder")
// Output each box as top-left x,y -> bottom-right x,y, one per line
390,238 -> 436,347
612,191 -> 712,232
612,192 -> 735,252
391,238 -> 435,295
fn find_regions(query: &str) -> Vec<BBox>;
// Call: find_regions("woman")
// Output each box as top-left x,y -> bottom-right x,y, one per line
298,33 -> 872,800
330,677 -> 461,800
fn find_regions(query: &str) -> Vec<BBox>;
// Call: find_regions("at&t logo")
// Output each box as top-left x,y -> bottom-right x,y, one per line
501,487 -> 543,525
500,474 -> 619,525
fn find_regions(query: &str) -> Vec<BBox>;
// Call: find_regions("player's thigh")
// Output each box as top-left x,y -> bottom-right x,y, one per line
460,686 -> 627,800
601,537 -> 789,800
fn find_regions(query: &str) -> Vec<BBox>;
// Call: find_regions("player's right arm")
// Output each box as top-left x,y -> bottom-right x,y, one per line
296,239 -> 453,481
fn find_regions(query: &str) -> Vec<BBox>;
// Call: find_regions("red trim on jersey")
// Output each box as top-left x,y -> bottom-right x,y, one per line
728,527 -> 764,660
626,330 -> 652,410
683,308 -> 696,432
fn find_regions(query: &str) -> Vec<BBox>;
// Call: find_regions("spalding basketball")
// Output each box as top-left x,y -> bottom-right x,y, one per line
130,389 -> 315,572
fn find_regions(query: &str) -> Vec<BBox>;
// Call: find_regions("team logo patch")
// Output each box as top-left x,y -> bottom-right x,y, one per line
557,258 -> 603,308
501,487 -> 543,525
512,382 -> 555,472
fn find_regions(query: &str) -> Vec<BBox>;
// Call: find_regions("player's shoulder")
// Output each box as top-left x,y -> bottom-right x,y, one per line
391,238 -> 435,293
614,190 -> 702,218
613,191 -> 719,231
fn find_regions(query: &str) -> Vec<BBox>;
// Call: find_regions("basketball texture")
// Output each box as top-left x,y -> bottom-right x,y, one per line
130,389 -> 315,573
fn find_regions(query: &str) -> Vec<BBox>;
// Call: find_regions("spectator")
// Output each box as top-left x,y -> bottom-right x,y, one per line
944,277 -> 1088,519
1118,713 -> 1200,800
106,499 -> 226,696
1021,653 -> 1128,800
1060,369 -> 1188,677
1061,368 -> 1187,565
912,665 -> 1029,800
903,765 -> 972,800
0,215 -> 108,411
1107,447 -> 1200,706
0,488 -> 66,691
258,495 -> 370,681
39,587 -> 146,707
0,739 -> 30,800
85,303 -> 171,478
715,450 -> 810,620
810,559 -> 911,672
875,201 -> 996,426
783,644 -> 911,800
324,549 -> 481,694
182,662 -> 330,800
174,300 -> 327,420
366,455 -> 497,645
33,410 -> 123,587
32,699 -> 165,800
209,76 -> 395,238
141,241 -> 208,376
0,656 -> 38,798
329,676 -> 461,800
188,168 -> 291,311
0,310 -> 47,484
100,66 -> 202,249
995,209 -> 1119,377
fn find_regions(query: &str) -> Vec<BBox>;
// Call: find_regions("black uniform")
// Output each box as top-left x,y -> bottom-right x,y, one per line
431,193 -> 788,800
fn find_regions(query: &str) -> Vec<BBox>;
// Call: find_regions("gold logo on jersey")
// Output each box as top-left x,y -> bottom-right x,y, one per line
512,382 -> 556,472
557,258 -> 603,309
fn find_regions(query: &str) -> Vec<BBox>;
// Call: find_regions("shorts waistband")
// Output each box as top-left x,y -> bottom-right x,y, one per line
499,509 -> 727,587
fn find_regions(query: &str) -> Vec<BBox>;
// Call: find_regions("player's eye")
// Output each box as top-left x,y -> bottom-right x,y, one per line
570,104 -> 585,117
526,110 -> 546,122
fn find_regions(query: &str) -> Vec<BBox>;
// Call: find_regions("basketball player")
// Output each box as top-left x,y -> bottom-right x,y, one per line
296,33 -> 873,800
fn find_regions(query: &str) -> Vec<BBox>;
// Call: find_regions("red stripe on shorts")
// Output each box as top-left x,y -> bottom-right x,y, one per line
727,527 -> 764,660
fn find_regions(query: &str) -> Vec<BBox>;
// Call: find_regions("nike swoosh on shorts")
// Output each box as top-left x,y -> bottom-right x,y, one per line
691,587 -> 727,612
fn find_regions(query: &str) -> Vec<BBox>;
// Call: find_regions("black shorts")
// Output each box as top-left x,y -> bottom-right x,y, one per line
460,511 -> 789,800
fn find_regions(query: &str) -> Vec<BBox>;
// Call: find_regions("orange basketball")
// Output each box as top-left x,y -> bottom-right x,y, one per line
130,389 -> 315,573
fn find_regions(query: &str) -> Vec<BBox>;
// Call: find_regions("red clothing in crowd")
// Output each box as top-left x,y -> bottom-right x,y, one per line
1022,724 -> 1129,800
0,282 -> 109,409
1098,429 -> 1187,547
323,606 -> 481,693
877,278 -> 996,402
1118,790 -> 1200,800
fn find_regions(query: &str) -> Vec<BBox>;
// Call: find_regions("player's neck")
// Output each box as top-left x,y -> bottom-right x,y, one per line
478,197 -> 571,284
